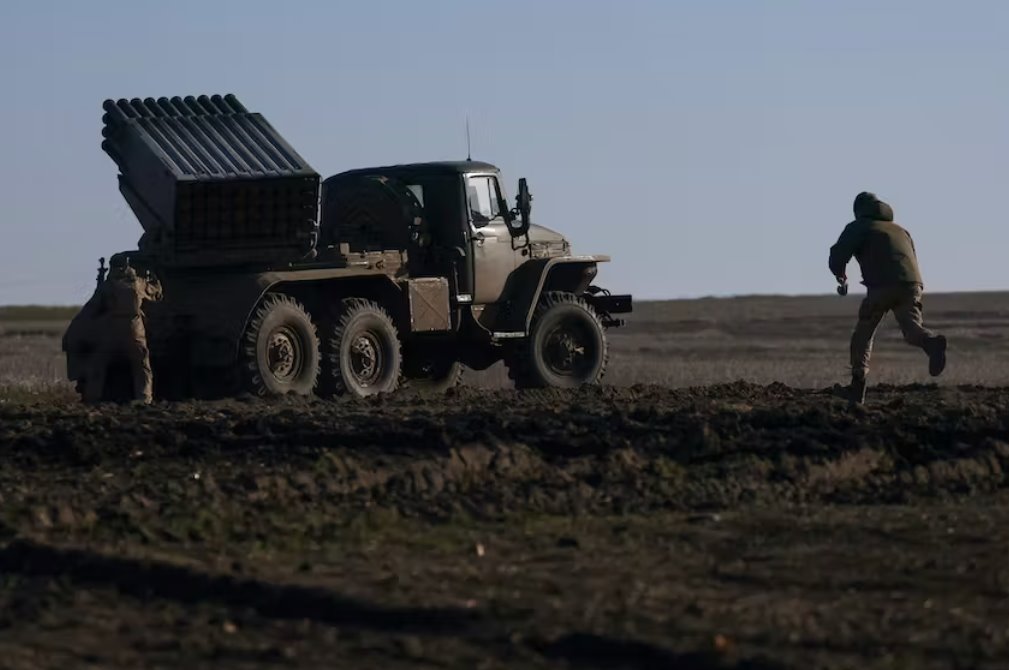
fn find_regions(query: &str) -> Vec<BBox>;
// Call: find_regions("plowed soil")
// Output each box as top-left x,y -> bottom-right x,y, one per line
2,383 -> 1007,669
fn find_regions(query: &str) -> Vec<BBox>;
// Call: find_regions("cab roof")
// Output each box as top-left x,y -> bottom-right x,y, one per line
327,160 -> 499,181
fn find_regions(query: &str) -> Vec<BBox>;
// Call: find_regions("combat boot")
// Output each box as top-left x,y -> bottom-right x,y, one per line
926,335 -> 947,377
848,376 -> 866,405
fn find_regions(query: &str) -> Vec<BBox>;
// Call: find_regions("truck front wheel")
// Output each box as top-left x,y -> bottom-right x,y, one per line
506,292 -> 608,389
324,299 -> 402,397
240,294 -> 320,396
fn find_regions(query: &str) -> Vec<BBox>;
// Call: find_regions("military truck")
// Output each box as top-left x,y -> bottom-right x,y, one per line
63,94 -> 632,400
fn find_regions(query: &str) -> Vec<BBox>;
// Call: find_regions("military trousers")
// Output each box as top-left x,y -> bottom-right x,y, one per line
84,316 -> 155,404
84,341 -> 154,404
850,283 -> 935,380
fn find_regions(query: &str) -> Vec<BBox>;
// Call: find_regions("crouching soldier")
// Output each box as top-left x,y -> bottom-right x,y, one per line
85,257 -> 163,404
829,192 -> 947,404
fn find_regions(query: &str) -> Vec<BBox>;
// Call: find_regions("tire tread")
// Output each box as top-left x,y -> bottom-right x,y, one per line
505,291 -> 609,389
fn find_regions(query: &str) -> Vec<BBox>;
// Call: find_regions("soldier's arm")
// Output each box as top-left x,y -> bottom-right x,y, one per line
905,230 -> 918,258
828,222 -> 863,278
144,278 -> 163,302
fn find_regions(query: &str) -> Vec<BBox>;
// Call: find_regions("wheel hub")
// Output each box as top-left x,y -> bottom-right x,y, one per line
267,328 -> 301,381
544,320 -> 592,376
350,334 -> 382,386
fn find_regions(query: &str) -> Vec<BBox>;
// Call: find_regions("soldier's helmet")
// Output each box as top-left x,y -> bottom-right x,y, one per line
853,192 -> 878,215
853,191 -> 894,222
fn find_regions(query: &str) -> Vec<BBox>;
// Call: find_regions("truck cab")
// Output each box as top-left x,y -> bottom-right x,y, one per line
321,161 -> 608,336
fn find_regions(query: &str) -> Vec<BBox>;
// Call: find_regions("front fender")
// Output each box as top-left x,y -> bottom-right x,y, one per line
504,255 -> 609,333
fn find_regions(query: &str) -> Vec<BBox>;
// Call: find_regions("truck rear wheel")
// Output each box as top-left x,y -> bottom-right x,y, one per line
506,292 -> 608,389
325,299 -> 402,398
240,294 -> 320,396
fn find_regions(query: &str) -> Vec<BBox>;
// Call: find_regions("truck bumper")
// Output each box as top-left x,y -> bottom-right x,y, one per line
585,293 -> 633,327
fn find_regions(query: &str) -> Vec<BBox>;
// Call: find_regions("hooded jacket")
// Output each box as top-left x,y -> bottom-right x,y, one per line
828,192 -> 923,287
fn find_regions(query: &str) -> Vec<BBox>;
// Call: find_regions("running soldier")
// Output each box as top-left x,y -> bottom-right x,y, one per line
829,192 -> 947,404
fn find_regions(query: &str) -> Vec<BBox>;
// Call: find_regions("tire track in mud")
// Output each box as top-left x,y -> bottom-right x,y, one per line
0,538 -> 786,670
0,538 -> 479,633
534,633 -> 785,670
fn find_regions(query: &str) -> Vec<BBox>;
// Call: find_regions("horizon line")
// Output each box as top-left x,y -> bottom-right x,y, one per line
4,287 -> 1009,311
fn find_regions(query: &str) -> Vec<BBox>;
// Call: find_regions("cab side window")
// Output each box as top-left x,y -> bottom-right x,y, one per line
466,175 -> 502,227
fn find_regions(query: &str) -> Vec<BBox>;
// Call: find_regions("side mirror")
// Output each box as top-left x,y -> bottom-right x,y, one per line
508,177 -> 532,237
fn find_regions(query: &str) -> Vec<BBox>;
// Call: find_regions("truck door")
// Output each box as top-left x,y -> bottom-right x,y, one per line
466,173 -> 517,305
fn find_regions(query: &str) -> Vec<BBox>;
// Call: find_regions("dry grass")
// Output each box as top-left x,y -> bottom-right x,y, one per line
0,305 -> 71,394
4,291 -> 1009,396
0,332 -> 67,393
0,305 -> 79,322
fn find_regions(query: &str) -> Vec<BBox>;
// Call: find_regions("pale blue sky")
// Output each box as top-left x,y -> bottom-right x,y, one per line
1,1 -> 1006,304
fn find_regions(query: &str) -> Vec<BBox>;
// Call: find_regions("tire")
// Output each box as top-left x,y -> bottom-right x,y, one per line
240,294 -> 320,396
402,347 -> 464,395
506,292 -> 608,389
324,299 -> 402,398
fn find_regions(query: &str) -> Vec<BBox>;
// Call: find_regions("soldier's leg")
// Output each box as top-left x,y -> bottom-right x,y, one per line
128,341 -> 154,403
140,345 -> 154,403
850,290 -> 888,381
893,284 -> 945,376
892,284 -> 936,348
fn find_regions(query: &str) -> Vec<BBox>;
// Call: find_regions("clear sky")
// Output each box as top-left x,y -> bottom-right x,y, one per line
1,1 -> 1006,305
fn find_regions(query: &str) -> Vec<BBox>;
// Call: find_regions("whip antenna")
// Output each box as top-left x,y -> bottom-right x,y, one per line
466,113 -> 472,161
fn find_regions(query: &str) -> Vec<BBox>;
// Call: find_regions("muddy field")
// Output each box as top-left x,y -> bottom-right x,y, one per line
1,295 -> 1008,668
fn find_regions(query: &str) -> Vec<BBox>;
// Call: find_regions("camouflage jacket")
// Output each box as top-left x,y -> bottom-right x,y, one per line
828,197 -> 923,287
